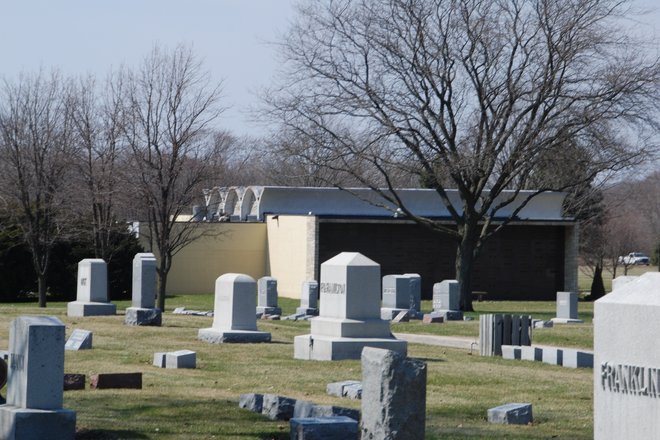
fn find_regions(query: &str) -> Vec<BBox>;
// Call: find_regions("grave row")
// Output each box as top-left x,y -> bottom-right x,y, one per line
67,254 -> 161,326
239,346 -> 427,440
501,345 -> 594,368
2,248 -> 616,439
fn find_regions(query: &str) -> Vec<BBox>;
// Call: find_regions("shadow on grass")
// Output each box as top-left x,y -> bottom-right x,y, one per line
76,429 -> 149,439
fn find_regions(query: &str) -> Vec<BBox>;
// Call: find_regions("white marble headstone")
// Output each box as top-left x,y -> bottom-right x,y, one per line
319,252 -> 380,320
433,280 -> 460,311
258,277 -> 278,307
213,273 -> 258,331
594,272 -> 660,439
556,291 -> 578,320
294,252 -> 407,360
382,275 -> 407,309
301,280 -> 318,309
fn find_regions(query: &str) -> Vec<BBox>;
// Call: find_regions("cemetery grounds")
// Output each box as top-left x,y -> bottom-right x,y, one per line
0,296 -> 594,439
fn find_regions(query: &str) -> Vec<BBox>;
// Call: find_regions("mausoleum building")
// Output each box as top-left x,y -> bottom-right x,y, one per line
149,186 -> 577,301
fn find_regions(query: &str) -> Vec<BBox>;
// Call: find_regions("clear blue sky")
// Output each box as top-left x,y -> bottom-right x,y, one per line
0,0 -> 658,138
0,0 -> 296,137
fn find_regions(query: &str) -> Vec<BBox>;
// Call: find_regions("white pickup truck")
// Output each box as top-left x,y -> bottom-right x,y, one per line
618,252 -> 650,265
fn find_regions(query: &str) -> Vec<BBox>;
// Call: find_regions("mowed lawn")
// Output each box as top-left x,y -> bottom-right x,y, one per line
0,296 -> 595,439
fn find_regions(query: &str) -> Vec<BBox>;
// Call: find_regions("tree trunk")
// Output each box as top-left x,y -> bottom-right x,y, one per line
156,256 -> 169,311
589,262 -> 606,301
455,227 -> 478,312
38,274 -> 47,308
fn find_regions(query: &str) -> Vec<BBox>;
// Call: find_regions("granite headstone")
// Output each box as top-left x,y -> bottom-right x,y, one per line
67,259 -> 116,317
125,253 -> 162,326
294,252 -> 407,361
198,273 -> 271,343
0,316 -> 76,439
432,280 -> 463,320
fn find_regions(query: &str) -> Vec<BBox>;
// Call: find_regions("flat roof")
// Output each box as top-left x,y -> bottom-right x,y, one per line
203,186 -> 569,222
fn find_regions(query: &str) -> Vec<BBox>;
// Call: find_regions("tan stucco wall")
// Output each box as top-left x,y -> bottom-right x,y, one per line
143,223 -> 268,295
266,215 -> 318,299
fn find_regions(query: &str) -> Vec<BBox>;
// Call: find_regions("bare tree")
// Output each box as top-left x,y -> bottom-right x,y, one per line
602,209 -> 646,277
0,71 -> 76,307
124,45 -> 224,311
70,72 -> 129,260
266,0 -> 660,310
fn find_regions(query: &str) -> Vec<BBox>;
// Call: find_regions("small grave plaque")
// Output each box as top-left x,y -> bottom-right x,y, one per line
90,372 -> 142,390
65,329 -> 92,351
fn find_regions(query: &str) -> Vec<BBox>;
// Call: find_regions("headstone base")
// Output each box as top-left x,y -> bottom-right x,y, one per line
434,309 -> 464,321
551,317 -> 584,324
520,346 -> 543,362
198,328 -> 271,344
562,349 -> 593,368
293,334 -> 407,361
124,307 -> 162,326
0,406 -> 76,440
295,307 -> 318,316
256,306 -> 281,317
501,345 -> 522,360
67,301 -> 116,317
542,347 -> 563,366
310,317 -> 392,338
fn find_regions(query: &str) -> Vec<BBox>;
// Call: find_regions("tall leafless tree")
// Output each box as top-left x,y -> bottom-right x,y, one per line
0,71 -> 76,307
266,0 -> 660,310
70,72 -> 129,261
124,45 -> 225,311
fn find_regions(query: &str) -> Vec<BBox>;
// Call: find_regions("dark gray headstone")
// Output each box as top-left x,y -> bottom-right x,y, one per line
239,393 -> 263,413
293,400 -> 360,421
290,416 -> 359,440
63,374 -> 85,391
360,347 -> 426,440
262,394 -> 296,421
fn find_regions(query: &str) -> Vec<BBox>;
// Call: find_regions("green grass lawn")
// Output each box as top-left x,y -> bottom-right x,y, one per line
0,296 -> 595,439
